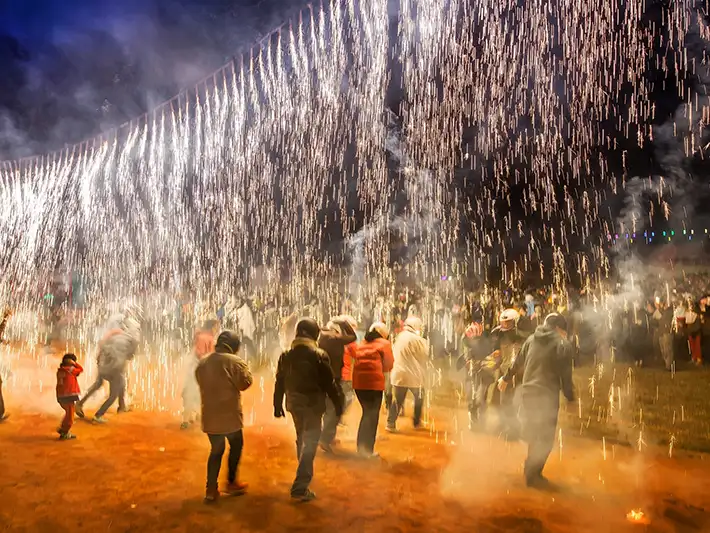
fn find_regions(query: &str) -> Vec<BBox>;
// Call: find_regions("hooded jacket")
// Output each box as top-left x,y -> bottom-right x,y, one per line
391,328 -> 430,388
505,325 -> 575,405
318,320 -> 357,380
195,347 -> 253,434
351,337 -> 394,391
56,362 -> 84,403
97,329 -> 138,376
274,337 -> 342,416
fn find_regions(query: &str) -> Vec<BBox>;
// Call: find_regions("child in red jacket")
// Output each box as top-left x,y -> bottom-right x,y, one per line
56,353 -> 83,440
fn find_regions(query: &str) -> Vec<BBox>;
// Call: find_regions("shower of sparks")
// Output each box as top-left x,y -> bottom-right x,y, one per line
0,0 -> 706,414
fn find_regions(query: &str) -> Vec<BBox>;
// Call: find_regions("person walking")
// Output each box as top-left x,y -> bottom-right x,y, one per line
77,317 -> 140,423
386,316 -> 429,432
195,330 -> 253,504
181,320 -> 219,429
56,353 -> 84,440
351,322 -> 393,458
498,313 -> 575,488
273,318 -> 342,502
318,315 -> 357,453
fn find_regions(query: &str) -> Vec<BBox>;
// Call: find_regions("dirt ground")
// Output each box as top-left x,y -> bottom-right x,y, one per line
2,370 -> 710,533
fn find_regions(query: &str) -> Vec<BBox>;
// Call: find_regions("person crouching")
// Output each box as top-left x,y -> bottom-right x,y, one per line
196,331 -> 253,504
56,353 -> 83,440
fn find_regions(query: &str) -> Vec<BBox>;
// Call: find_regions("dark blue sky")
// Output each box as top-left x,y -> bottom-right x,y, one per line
0,0 -> 304,158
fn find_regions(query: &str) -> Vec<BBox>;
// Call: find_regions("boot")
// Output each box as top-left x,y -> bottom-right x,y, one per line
204,487 -> 220,504
224,481 -> 248,496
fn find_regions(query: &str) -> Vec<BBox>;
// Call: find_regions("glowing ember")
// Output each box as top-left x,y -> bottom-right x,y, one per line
626,510 -> 650,525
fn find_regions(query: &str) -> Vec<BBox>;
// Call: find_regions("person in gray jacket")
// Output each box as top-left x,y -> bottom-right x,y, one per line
498,313 -> 575,488
77,317 -> 140,423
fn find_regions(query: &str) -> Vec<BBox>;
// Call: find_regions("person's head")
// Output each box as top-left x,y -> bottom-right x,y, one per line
215,330 -> 241,354
365,322 -> 389,342
296,318 -> 320,342
404,316 -> 423,335
203,319 -> 220,335
62,353 -> 77,366
544,313 -> 568,339
499,308 -> 519,331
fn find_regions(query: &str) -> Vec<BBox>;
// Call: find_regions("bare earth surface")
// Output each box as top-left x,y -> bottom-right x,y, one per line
1,375 -> 710,533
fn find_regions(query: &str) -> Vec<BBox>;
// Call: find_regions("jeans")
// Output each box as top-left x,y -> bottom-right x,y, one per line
206,430 -> 244,489
94,373 -> 127,417
464,373 -> 489,424
320,380 -> 344,446
59,401 -> 75,434
290,409 -> 323,496
355,390 -> 383,454
520,393 -> 558,482
387,386 -> 424,429
659,334 -> 673,369
78,374 -> 106,407
383,374 -> 393,411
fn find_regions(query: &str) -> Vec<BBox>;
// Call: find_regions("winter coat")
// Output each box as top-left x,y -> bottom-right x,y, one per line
391,329 -> 429,389
318,321 -> 357,381
195,351 -> 253,434
351,337 -> 394,391
274,337 -> 341,416
56,362 -> 84,403
341,342 -> 357,381
507,324 -> 575,408
97,330 -> 138,376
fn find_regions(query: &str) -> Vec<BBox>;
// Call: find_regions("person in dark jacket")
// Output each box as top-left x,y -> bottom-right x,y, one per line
0,308 -> 12,422
318,316 -> 357,453
274,318 -> 342,502
456,322 -> 494,430
499,313 -> 575,488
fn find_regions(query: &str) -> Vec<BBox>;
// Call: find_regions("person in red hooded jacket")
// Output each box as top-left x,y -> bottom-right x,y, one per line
56,353 -> 84,440
351,322 -> 394,458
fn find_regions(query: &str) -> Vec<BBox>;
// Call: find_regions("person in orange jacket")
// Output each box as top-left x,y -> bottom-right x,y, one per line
351,322 -> 394,458
56,353 -> 84,440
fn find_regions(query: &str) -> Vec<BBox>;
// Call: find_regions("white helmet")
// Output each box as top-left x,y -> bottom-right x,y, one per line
499,309 -> 520,331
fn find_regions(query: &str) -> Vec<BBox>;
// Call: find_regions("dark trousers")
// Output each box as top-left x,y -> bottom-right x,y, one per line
387,386 -> 424,428
206,430 -> 244,489
355,390 -> 383,454
520,393 -> 558,482
59,401 -> 76,434
291,409 -> 323,496
0,379 -> 5,418
321,380 -> 343,446
94,373 -> 127,417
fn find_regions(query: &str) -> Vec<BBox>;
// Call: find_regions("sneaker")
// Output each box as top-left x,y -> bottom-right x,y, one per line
93,416 -> 107,424
75,405 -> 85,419
59,433 -> 77,440
117,407 -> 132,414
525,475 -> 551,489
204,488 -> 220,504
224,482 -> 248,496
291,490 -> 317,502
357,448 -> 380,459
0,414 -> 9,423
180,422 -> 190,430
385,425 -> 398,433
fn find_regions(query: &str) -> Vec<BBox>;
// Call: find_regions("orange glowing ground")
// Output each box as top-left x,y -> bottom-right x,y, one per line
1,366 -> 709,533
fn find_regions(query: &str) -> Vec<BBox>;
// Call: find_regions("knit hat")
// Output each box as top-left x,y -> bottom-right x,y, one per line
296,318 -> 321,341
215,330 -> 241,354
369,322 -> 389,340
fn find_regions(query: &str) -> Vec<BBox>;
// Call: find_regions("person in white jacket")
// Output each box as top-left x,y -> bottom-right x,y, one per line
386,316 -> 429,432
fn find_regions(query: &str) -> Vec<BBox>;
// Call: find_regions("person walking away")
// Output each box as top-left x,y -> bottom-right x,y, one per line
499,313 -> 575,488
195,331 -> 253,503
56,353 -> 83,440
318,316 -> 357,453
0,308 -> 11,422
273,318 -> 342,502
182,320 -> 219,429
387,316 -> 429,432
351,322 -> 393,458
77,317 -> 139,423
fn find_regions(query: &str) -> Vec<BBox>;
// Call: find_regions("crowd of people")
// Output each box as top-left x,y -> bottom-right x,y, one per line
1,267 -> 709,503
